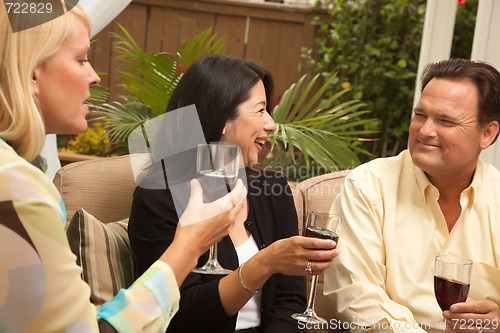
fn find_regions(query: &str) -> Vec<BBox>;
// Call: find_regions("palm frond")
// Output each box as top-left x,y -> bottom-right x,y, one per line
270,73 -> 378,171
97,26 -> 227,144
93,99 -> 151,143
89,84 -> 109,105
177,27 -> 227,69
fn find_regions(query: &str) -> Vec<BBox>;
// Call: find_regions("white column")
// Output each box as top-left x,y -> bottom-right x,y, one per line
471,0 -> 500,166
412,0 -> 458,108
40,134 -> 61,181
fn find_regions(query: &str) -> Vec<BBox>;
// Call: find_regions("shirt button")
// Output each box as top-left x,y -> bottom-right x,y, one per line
260,244 -> 266,249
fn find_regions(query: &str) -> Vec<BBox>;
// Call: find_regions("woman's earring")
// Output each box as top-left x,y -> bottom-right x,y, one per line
32,86 -> 39,103
32,82 -> 39,99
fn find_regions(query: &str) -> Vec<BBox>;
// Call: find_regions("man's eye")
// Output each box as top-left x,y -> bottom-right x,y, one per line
441,119 -> 455,125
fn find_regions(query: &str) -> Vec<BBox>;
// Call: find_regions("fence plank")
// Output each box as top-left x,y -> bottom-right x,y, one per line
146,6 -> 165,53
197,11 -> 216,33
90,23 -> 112,88
108,7 -> 130,101
275,21 -> 304,93
163,7 -> 180,52
214,14 -> 246,58
260,19 -> 281,91
128,4 -> 148,49
245,16 -> 264,63
179,10 -> 198,48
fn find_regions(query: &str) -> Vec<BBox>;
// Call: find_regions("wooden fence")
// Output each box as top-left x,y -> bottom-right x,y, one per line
88,0 -> 323,102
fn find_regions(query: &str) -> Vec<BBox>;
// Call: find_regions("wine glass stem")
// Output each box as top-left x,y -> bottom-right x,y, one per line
208,243 -> 218,264
306,275 -> 319,311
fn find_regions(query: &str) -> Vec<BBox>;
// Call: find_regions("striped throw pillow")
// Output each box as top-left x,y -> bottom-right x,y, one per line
66,208 -> 138,307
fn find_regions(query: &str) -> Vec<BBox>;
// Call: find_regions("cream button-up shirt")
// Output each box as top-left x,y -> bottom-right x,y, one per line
325,150 -> 500,333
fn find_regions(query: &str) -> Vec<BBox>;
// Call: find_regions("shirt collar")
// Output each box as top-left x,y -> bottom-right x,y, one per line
467,160 -> 483,203
413,163 -> 437,204
412,155 -> 480,206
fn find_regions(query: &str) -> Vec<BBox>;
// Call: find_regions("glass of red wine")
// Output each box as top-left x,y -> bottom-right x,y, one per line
434,255 -> 472,311
192,143 -> 240,275
292,211 -> 342,324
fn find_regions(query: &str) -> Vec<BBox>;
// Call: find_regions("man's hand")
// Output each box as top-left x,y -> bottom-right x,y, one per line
444,298 -> 500,333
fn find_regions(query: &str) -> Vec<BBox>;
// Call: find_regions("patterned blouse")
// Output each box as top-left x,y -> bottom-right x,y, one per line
0,139 -> 179,332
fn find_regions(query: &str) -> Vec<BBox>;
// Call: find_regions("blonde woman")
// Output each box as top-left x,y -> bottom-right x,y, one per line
0,1 -> 245,332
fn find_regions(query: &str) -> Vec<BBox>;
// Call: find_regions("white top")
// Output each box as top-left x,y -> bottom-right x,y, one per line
235,235 -> 262,330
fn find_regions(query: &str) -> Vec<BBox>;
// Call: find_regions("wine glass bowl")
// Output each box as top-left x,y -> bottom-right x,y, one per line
292,211 -> 342,324
434,255 -> 472,311
192,143 -> 241,275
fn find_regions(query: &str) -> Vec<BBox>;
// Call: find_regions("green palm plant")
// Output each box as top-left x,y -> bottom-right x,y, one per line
95,26 -> 377,171
270,73 -> 376,170
94,25 -> 226,142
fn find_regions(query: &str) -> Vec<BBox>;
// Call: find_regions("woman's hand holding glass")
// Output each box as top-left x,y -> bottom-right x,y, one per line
192,143 -> 242,274
231,233 -> 338,312
291,212 -> 341,323
160,178 -> 246,285
176,178 -> 246,253
235,232 -> 338,293
254,236 -> 338,277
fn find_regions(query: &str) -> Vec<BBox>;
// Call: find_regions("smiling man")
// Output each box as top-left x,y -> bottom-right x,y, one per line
324,59 -> 500,333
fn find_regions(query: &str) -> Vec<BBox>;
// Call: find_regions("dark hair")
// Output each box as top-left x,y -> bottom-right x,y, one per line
420,59 -> 500,132
166,54 -> 274,143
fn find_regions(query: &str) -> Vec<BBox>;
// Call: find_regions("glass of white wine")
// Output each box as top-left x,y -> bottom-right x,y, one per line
192,143 -> 241,275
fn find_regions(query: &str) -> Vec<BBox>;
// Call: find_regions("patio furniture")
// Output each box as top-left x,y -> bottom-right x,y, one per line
54,155 -> 350,331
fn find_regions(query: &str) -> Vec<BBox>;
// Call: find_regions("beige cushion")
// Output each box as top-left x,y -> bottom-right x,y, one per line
54,155 -> 138,225
66,208 -> 137,306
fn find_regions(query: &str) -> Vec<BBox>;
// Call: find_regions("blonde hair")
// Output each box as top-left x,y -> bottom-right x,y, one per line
0,1 -> 91,161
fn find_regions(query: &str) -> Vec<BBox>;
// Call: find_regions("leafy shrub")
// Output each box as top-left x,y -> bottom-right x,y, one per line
304,0 -> 426,158
305,0 -> 479,159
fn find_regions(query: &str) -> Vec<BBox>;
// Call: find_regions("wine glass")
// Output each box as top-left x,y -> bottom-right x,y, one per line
192,143 -> 241,275
434,255 -> 472,311
292,211 -> 342,323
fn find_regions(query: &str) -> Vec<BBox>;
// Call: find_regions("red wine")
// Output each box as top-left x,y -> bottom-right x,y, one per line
305,226 -> 339,243
305,226 -> 338,262
434,275 -> 470,311
198,170 -> 236,202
